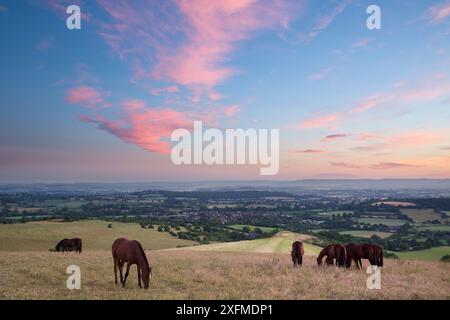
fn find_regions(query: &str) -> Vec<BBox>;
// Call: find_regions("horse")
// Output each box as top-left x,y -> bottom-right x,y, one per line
291,241 -> 304,267
55,238 -> 82,253
112,238 -> 152,289
317,244 -> 335,266
332,243 -> 347,267
371,244 -> 384,267
345,243 -> 375,269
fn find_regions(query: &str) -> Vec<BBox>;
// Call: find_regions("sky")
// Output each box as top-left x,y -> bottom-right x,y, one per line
0,0 -> 450,182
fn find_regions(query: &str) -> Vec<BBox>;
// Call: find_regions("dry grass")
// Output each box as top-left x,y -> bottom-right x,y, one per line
1,250 -> 449,300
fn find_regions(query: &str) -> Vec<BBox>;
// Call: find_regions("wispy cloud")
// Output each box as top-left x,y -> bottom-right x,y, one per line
370,162 -> 421,169
351,38 -> 369,49
428,1 -> 450,24
35,37 -> 54,51
299,0 -> 351,43
293,149 -> 325,154
296,113 -> 340,130
150,85 -> 179,96
330,162 -> 361,169
65,86 -> 110,109
308,66 -> 335,81
0,5 -> 8,12
322,133 -> 348,141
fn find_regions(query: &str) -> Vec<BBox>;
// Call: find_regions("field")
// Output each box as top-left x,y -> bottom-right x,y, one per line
416,225 -> 450,232
181,231 -> 321,255
400,209 -> 447,223
227,224 -> 279,233
1,250 -> 449,299
357,218 -> 407,226
318,210 -> 353,216
0,220 -> 449,299
338,230 -> 394,239
0,220 -> 196,252
394,246 -> 450,261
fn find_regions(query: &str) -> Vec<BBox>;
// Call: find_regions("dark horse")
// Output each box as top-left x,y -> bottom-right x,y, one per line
317,243 -> 347,267
291,241 -> 304,267
55,238 -> 82,253
112,238 -> 152,289
317,244 -> 334,266
333,243 -> 347,267
371,244 -> 384,267
345,243 -> 375,269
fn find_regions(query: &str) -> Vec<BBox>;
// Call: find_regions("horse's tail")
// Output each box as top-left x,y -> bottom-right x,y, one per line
379,247 -> 384,267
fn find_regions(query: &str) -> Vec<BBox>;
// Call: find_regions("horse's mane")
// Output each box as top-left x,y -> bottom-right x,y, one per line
133,240 -> 150,271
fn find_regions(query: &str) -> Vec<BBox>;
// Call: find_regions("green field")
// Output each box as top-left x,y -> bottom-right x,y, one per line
318,211 -> 353,216
338,230 -> 394,239
357,218 -> 407,226
227,224 -> 279,233
416,225 -> 450,232
393,246 -> 450,261
400,209 -> 447,223
180,231 -> 322,255
0,220 -> 196,251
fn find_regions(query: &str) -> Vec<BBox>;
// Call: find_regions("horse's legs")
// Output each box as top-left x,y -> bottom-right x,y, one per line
137,265 -> 142,288
118,261 -> 124,284
357,259 -> 362,270
113,257 -> 118,284
299,255 -> 303,266
122,263 -> 131,287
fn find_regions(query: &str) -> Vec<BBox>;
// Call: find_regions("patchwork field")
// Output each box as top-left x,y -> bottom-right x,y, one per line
400,209 -> 447,223
338,230 -> 394,239
318,210 -> 353,216
357,218 -> 407,226
227,224 -> 279,233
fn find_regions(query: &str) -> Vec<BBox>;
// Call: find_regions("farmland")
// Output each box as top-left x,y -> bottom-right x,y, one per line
393,246 -> 450,261
357,218 -> 407,226
400,209 -> 448,223
338,230 -> 394,239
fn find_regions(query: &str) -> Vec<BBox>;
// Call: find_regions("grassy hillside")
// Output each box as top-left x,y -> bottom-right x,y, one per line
393,246 -> 450,261
1,250 -> 449,299
0,220 -> 196,251
179,231 -> 321,255
338,230 -> 394,239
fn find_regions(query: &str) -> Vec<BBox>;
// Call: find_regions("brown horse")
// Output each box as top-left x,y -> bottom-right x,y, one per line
55,238 -> 82,253
345,243 -> 375,269
112,238 -> 152,289
333,243 -> 347,267
317,244 -> 335,266
291,241 -> 304,267
371,244 -> 384,267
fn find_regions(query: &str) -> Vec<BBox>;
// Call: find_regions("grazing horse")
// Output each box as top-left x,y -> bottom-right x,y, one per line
317,244 -> 335,266
291,241 -> 304,267
55,238 -> 82,253
371,244 -> 384,267
333,243 -> 347,267
112,238 -> 152,289
345,243 -> 375,269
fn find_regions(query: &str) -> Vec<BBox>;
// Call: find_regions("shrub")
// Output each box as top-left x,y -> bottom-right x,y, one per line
440,255 -> 450,262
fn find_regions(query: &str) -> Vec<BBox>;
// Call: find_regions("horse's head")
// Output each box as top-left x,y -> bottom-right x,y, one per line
317,256 -> 323,266
142,266 -> 152,289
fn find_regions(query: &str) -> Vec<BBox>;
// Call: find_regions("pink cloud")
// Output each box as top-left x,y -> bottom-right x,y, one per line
330,162 -> 361,169
35,37 -> 54,51
80,100 -> 193,154
295,149 -> 325,154
97,0 -> 296,100
150,85 -> 179,96
351,38 -> 369,49
65,86 -> 109,108
428,2 -> 450,24
297,113 -> 340,130
224,105 -> 240,117
322,133 -> 348,141
370,162 -> 420,170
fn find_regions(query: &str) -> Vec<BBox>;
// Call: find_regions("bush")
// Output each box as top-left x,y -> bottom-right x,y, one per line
440,255 -> 450,262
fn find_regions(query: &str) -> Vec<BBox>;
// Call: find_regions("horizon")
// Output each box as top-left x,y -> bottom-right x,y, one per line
1,1 -> 450,182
